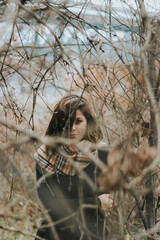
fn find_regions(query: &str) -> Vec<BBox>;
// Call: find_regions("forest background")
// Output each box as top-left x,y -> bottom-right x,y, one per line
0,0 -> 160,239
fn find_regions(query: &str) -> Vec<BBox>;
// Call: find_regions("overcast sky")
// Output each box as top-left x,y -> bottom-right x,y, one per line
79,0 -> 160,14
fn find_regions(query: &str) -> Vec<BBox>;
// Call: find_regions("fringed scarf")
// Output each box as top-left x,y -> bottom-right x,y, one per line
34,141 -> 95,176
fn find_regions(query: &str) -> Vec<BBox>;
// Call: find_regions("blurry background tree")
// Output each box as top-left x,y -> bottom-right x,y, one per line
0,0 -> 160,239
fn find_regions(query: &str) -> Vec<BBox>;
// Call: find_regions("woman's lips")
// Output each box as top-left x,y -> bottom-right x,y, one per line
70,134 -> 77,138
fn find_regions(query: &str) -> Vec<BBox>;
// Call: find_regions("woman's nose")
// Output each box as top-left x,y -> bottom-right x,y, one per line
72,124 -> 76,131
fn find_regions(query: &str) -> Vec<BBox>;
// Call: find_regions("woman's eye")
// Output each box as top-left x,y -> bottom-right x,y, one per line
76,119 -> 82,124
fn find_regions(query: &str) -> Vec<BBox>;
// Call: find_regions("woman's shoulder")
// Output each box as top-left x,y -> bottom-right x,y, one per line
96,141 -> 109,149
97,141 -> 109,164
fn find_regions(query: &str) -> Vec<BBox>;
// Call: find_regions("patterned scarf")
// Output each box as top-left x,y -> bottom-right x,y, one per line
34,141 -> 95,176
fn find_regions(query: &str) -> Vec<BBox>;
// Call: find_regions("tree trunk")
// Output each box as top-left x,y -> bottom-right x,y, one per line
145,32 -> 157,239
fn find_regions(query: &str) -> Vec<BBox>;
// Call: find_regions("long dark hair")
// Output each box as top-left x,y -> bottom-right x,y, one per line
45,94 -> 101,143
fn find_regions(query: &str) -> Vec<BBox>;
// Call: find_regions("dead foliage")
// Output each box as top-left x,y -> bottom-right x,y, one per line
98,138 -> 157,192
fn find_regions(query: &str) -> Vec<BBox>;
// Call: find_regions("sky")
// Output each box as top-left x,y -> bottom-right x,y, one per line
111,0 -> 160,13
0,0 -> 159,47
73,0 -> 160,14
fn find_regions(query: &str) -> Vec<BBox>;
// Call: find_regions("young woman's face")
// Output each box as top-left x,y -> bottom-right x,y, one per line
70,110 -> 87,142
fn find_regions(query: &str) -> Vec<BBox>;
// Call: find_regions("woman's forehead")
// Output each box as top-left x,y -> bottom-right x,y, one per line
75,110 -> 85,118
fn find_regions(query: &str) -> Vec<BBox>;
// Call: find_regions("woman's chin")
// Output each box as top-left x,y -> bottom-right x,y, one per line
71,138 -> 78,142
70,136 -> 79,142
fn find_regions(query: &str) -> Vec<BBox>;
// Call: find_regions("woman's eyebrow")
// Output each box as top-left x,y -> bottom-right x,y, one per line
76,117 -> 82,120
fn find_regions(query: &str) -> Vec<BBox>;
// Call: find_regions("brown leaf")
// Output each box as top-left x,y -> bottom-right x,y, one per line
98,141 -> 157,192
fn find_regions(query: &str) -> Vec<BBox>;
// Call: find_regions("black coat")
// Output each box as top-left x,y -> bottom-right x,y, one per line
35,150 -> 108,240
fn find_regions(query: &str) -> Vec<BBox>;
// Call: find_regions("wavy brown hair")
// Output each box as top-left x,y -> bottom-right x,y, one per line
45,94 -> 101,143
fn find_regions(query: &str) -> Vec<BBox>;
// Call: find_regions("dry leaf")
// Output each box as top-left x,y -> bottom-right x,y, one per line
98,141 -> 157,192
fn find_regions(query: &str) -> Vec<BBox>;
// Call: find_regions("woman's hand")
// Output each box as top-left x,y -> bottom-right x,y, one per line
98,194 -> 113,212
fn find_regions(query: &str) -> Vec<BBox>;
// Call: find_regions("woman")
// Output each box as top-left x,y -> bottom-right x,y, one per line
34,94 -> 112,240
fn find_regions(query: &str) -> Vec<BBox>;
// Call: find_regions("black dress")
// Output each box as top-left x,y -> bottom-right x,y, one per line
35,150 -> 108,240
